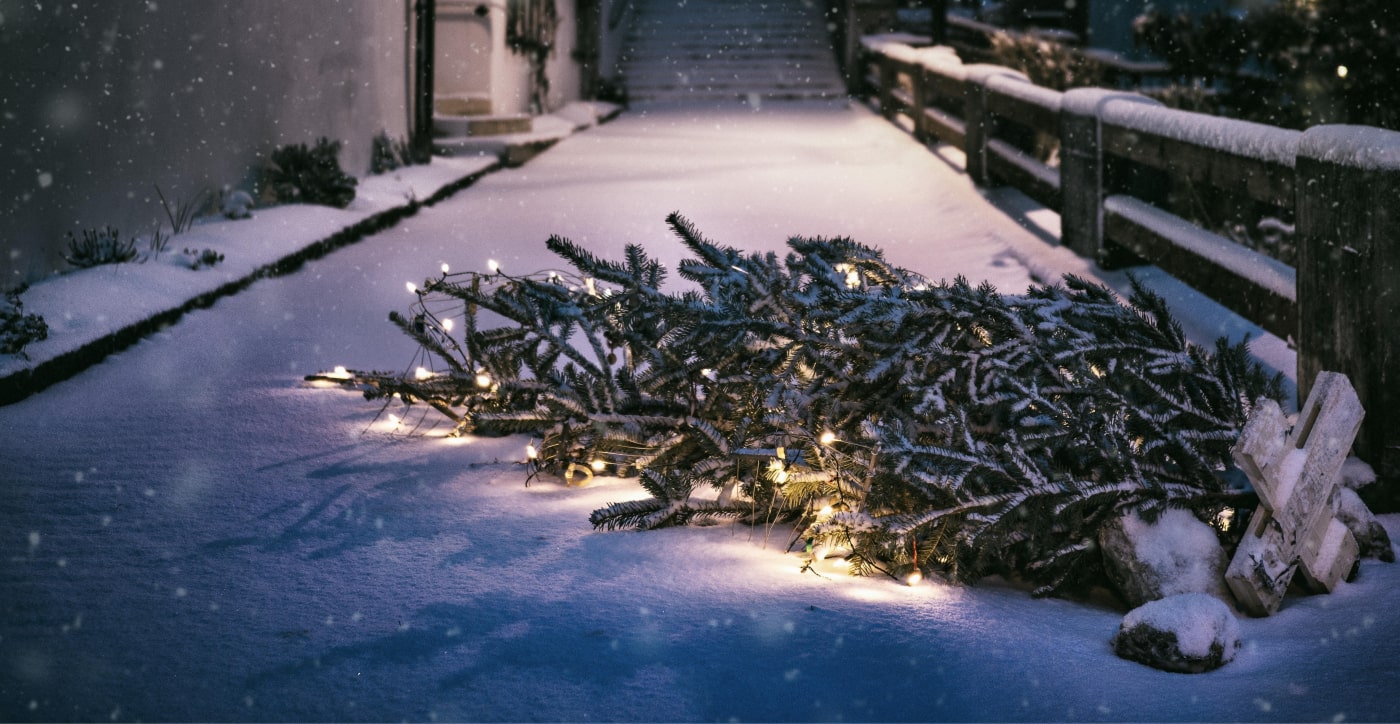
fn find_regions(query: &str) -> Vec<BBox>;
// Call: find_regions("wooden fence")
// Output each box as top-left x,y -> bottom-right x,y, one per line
855,36 -> 1400,499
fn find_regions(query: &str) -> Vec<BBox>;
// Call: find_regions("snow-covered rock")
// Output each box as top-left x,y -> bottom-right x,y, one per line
220,188 -> 255,219
1099,508 -> 1232,609
1113,593 -> 1241,673
1336,486 -> 1396,563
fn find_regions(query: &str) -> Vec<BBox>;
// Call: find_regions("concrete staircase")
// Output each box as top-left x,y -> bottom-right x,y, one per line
620,0 -> 846,104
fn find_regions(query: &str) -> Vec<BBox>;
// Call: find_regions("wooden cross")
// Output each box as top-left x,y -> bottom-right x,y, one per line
1225,372 -> 1365,616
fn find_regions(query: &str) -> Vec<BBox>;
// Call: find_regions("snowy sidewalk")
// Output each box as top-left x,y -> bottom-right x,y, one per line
2,100 -> 1373,723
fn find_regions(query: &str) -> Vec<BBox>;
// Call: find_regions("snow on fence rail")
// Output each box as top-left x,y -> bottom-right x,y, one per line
856,37 -> 1400,497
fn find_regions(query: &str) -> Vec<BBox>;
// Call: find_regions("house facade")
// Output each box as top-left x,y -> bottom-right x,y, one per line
1,0 -> 631,285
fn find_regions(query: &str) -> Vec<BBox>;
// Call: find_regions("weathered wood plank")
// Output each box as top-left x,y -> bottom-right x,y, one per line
1102,194 -> 1296,339
1224,372 -> 1364,616
1102,124 -> 1296,207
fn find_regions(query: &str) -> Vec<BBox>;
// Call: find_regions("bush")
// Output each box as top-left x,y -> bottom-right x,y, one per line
987,31 -> 1105,91
263,137 -> 357,208
371,131 -> 416,174
1134,1 -> 1400,131
65,226 -> 140,268
1,284 -> 48,358
182,247 -> 224,270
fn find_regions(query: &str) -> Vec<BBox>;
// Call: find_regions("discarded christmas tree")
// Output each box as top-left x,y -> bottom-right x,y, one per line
316,214 -> 1282,597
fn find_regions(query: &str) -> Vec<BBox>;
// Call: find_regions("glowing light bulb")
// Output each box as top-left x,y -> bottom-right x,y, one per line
1337,65 -> 1349,79
487,259 -> 500,273
526,443 -> 538,460
441,318 -> 455,332
818,505 -> 834,518
332,365 -> 349,378
414,366 -> 433,380
819,430 -> 837,446
406,281 -> 418,294
441,262 -> 450,274
590,459 -> 606,472
474,371 -> 492,388
906,569 -> 923,586
845,270 -> 860,288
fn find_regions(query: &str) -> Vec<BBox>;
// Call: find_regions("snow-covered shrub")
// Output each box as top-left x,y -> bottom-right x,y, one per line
987,31 -> 1104,92
64,226 -> 140,268
371,131 -> 416,174
1,284 -> 48,358
219,187 -> 255,220
320,215 -> 1283,598
182,247 -> 224,270
263,137 -> 357,209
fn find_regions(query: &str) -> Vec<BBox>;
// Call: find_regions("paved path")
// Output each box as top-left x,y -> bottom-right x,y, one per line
411,99 -> 1048,296
0,99 -> 1341,723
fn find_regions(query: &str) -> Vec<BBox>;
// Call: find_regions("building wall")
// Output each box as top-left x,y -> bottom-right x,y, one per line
0,0 -> 414,285
435,0 -> 581,116
435,4 -> 496,103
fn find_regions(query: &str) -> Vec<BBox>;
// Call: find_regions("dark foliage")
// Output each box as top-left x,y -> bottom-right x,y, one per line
264,137 -> 357,208
64,226 -> 140,268
371,131 -> 417,174
1135,1 -> 1400,131
1,284 -> 48,358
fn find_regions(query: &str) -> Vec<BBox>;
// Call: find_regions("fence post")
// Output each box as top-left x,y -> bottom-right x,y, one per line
962,65 -> 1026,186
1058,89 -> 1158,263
910,65 -> 929,144
843,0 -> 898,94
877,55 -> 898,122
1296,125 -> 1400,508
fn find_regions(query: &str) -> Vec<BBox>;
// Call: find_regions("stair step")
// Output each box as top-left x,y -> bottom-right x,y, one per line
433,113 -> 534,138
435,95 -> 492,116
619,0 -> 844,105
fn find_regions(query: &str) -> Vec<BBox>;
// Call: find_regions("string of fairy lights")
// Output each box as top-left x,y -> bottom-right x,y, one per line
308,256 -> 936,585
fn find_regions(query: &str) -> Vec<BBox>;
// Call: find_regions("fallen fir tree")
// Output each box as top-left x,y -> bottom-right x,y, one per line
314,214 -> 1282,597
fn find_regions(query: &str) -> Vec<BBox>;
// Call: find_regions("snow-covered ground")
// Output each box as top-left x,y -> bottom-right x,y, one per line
2,100 -> 1393,721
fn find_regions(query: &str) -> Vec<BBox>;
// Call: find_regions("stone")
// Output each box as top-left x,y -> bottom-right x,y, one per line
1112,593 -> 1241,674
1336,486 -> 1395,564
1099,508 -> 1232,609
220,188 -> 254,220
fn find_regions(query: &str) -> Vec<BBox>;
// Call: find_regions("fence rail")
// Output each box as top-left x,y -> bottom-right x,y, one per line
855,35 -> 1400,497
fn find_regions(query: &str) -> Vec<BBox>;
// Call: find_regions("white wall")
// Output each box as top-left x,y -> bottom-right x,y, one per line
1,0 -> 414,285
434,0 -> 581,116
436,3 -> 496,102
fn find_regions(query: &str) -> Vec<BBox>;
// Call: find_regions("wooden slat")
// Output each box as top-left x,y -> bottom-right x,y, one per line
987,140 -> 1061,211
921,106 -> 966,150
1102,123 -> 1296,207
985,83 -> 1058,135
1103,194 -> 1296,338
